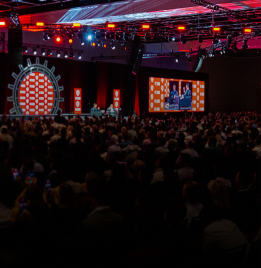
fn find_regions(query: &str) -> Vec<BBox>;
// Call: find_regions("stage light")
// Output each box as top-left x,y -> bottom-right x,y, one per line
69,38 -> 73,44
78,53 -> 82,60
103,43 -> 107,48
124,46 -> 127,51
36,22 -> 44,26
175,58 -> 178,63
87,34 -> 92,40
0,21 -> 6,26
55,36 -> 61,43
142,24 -> 150,29
47,50 -> 52,57
81,40 -> 85,45
111,44 -> 116,50
22,47 -> 28,55
56,51 -> 61,57
69,53 -> 74,59
213,27 -> 221,32
107,23 -> 115,28
198,35 -> 203,43
91,42 -> 96,47
177,26 -> 186,31
73,23 -> 81,27
242,39 -> 248,49
41,49 -> 45,56
243,28 -> 252,34
33,48 -> 37,55
64,52 -> 68,58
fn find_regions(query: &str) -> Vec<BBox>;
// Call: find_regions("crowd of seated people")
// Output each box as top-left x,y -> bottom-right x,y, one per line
0,111 -> 260,267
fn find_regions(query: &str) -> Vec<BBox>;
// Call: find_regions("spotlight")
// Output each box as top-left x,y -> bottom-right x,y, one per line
55,36 -> 61,43
177,26 -> 186,31
57,51 -> 61,57
198,35 -> 203,43
175,58 -> 179,63
22,46 -> 28,55
78,53 -> 82,60
41,49 -> 45,56
103,43 -> 107,48
81,40 -> 85,45
243,28 -> 252,34
69,38 -> 73,44
242,39 -> 248,49
91,42 -> 96,47
69,52 -> 74,59
64,51 -> 68,58
213,27 -> 221,32
47,49 -> 52,57
87,34 -> 92,40
33,48 -> 37,55
111,44 -> 116,50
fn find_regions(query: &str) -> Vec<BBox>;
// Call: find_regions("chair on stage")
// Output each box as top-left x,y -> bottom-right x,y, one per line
90,108 -> 102,117
180,96 -> 192,110
107,109 -> 118,117
165,96 -> 180,110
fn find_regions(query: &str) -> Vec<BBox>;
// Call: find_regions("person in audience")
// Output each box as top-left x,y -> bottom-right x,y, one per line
181,140 -> 199,158
176,153 -> 193,181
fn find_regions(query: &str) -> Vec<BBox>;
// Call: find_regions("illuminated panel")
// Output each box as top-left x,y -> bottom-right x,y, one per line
177,26 -> 186,30
113,89 -> 120,110
142,24 -> 150,29
74,88 -> 82,114
213,27 -> 221,32
36,22 -> 44,26
107,23 -> 115,28
244,28 -> 252,33
149,77 -> 205,112
19,72 -> 54,115
73,23 -> 81,27
0,21 -> 6,26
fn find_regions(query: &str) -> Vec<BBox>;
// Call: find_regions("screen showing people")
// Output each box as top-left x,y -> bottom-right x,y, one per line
149,77 -> 205,112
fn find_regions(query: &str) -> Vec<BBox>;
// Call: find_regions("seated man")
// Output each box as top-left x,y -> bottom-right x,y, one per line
180,83 -> 191,100
168,84 -> 179,104
108,104 -> 117,113
93,103 -> 100,111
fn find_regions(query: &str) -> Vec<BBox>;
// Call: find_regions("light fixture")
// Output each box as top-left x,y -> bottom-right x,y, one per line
22,46 -> 28,55
177,26 -> 186,31
64,51 -> 68,58
107,23 -> 115,28
175,58 -> 179,63
33,48 -> 37,55
213,27 -> 221,32
78,53 -> 82,60
68,38 -> 73,44
47,49 -> 52,57
36,22 -> 44,26
41,49 -> 45,56
142,24 -> 150,29
57,51 -> 61,57
242,39 -> 248,49
243,28 -> 252,34
55,36 -> 61,43
73,23 -> 81,27
81,40 -> 85,45
87,34 -> 92,40
111,44 -> 116,50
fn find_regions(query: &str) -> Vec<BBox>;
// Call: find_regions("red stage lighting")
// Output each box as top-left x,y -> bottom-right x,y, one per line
73,23 -> 81,27
243,28 -> 252,33
36,22 -> 44,26
142,24 -> 150,29
69,38 -> 73,44
103,44 -> 107,48
177,26 -> 186,31
107,23 -> 115,28
213,27 -> 221,32
92,42 -> 96,47
55,36 -> 61,43
0,21 -> 6,26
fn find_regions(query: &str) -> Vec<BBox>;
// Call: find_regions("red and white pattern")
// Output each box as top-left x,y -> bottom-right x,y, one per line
19,72 -> 54,115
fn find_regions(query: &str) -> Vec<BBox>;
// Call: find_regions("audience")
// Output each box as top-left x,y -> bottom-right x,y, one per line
0,111 -> 260,267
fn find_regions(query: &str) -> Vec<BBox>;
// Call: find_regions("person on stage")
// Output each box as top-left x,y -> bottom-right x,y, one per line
168,84 -> 179,104
108,104 -> 117,113
180,83 -> 191,100
93,103 -> 100,111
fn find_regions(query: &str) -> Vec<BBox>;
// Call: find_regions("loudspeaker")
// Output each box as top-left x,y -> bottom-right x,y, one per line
127,35 -> 141,66
8,28 -> 23,66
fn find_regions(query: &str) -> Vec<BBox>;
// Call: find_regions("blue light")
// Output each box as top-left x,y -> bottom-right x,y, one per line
87,34 -> 92,40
